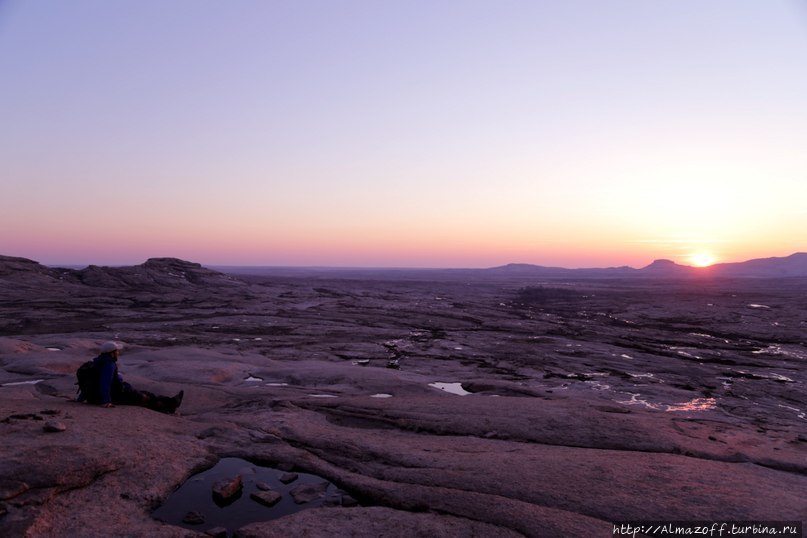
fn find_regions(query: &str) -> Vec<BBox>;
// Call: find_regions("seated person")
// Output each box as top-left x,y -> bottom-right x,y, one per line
77,341 -> 183,414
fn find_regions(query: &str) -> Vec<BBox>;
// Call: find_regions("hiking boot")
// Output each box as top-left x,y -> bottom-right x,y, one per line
163,390 -> 184,414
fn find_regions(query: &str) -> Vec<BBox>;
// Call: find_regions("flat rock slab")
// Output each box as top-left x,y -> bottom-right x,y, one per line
289,481 -> 329,504
2,272 -> 807,537
278,472 -> 298,484
235,506 -> 535,537
250,490 -> 282,507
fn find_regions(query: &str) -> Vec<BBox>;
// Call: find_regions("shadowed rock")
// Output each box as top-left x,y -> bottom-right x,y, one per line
212,475 -> 243,505
289,481 -> 329,504
250,490 -> 282,507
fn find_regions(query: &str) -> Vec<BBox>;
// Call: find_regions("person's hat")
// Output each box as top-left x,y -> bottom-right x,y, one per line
100,341 -> 121,354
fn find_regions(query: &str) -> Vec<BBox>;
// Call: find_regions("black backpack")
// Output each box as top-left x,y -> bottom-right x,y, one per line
76,360 -> 101,403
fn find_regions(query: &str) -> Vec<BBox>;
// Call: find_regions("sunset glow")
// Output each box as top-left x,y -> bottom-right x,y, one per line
689,252 -> 718,268
1,2 -> 806,268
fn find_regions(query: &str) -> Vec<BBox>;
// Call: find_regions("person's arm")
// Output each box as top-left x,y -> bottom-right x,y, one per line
98,361 -> 115,406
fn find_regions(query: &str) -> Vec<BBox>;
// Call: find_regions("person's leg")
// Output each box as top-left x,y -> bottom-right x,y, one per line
113,383 -> 183,413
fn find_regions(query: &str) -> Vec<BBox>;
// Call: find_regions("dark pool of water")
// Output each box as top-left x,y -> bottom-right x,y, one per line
152,457 -> 337,534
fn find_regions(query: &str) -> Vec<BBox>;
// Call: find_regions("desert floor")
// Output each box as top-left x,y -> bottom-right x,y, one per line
1,261 -> 805,536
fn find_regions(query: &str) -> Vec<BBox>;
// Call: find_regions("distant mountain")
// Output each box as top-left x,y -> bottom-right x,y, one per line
2,252 -> 806,286
487,263 -> 636,278
487,252 -> 807,279
707,252 -> 807,278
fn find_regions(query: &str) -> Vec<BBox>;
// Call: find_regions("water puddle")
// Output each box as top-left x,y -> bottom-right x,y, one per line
429,382 -> 471,396
1,379 -> 44,387
152,458 -> 350,535
370,393 -> 393,398
584,380 -> 611,391
747,304 -> 770,309
617,394 -> 717,412
778,404 -> 806,421
244,375 -> 263,382
752,345 -> 807,360
667,346 -> 702,359
731,370 -> 794,383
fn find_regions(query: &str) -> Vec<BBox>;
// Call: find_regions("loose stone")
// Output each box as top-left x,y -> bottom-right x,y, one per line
279,472 -> 298,484
250,490 -> 282,507
182,511 -> 205,525
43,421 -> 66,433
212,475 -> 242,504
290,481 -> 329,504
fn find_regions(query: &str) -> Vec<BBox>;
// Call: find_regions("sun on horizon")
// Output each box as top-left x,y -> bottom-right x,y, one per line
689,252 -> 718,268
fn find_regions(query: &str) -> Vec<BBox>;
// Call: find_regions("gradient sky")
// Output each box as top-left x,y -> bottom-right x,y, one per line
2,1 -> 806,268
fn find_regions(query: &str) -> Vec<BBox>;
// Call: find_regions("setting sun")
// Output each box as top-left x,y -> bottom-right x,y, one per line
690,252 -> 717,267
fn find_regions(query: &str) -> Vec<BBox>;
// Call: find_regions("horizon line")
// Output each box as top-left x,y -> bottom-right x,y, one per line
26,250 -> 805,273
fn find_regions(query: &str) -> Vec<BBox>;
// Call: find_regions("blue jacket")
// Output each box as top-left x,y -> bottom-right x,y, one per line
94,353 -> 124,404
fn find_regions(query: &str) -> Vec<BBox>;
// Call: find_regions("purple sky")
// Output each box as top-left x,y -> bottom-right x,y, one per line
2,1 -> 806,268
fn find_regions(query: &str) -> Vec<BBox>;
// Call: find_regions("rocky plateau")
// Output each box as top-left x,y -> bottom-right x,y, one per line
0,255 -> 805,537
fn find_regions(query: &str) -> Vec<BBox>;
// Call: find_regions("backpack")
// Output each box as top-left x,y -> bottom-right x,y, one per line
76,360 -> 101,403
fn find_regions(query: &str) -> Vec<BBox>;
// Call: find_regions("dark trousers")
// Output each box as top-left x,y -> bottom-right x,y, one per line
113,382 -> 177,413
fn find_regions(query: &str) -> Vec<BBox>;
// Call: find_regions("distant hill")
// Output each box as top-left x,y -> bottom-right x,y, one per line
0,256 -> 239,292
2,252 -> 806,286
487,252 -> 807,279
706,252 -> 807,278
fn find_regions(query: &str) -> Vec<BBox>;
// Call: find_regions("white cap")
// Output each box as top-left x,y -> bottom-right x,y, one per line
99,341 -> 121,354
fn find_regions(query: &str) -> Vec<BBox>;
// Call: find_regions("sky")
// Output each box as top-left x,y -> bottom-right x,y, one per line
1,1 -> 806,269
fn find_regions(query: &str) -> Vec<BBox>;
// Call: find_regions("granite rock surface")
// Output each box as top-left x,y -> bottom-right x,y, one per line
1,258 -> 805,536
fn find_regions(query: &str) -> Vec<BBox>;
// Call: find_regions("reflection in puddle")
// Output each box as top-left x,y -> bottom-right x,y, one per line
690,333 -> 731,344
747,304 -> 770,309
732,370 -> 794,383
618,394 -> 717,412
668,347 -> 702,359
152,458 -> 341,534
244,375 -> 262,382
370,393 -> 393,398
308,394 -> 338,398
1,379 -> 44,387
429,382 -> 471,396
778,405 -> 806,421
752,345 -> 807,360
584,380 -> 611,391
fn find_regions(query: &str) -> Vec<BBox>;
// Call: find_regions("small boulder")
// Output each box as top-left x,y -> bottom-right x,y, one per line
206,527 -> 228,537
250,490 -> 282,507
212,474 -> 242,504
290,481 -> 329,504
255,481 -> 272,491
182,511 -> 205,525
279,472 -> 298,484
43,421 -> 66,433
